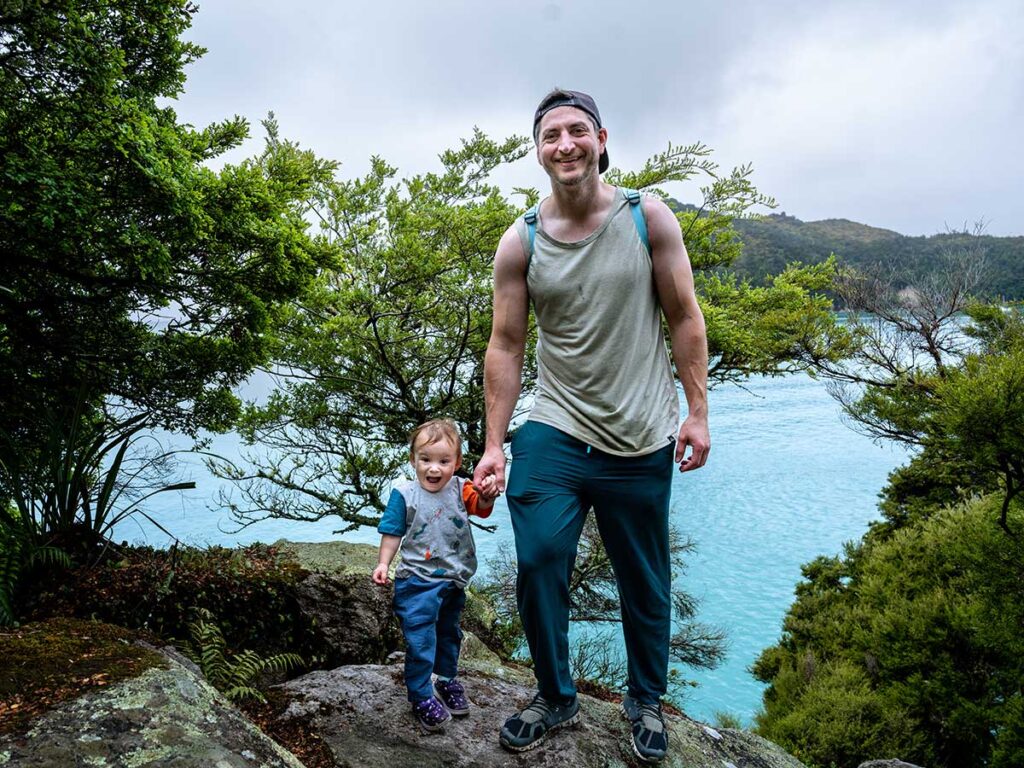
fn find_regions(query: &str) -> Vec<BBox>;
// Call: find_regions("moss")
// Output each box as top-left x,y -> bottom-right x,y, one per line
0,617 -> 166,735
272,539 -> 380,576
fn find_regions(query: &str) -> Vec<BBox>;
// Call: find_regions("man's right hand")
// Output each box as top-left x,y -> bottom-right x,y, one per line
473,445 -> 508,494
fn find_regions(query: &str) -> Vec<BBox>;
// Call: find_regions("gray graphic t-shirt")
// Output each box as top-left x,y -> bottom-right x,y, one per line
377,477 -> 489,588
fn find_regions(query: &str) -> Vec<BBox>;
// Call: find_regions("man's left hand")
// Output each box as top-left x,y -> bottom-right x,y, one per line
676,415 -> 710,472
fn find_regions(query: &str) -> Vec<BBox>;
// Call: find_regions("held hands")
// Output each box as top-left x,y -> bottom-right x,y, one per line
371,563 -> 391,585
473,445 -> 508,495
474,474 -> 500,501
676,414 -> 710,473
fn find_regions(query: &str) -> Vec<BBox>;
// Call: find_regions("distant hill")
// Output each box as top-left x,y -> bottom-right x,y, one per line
669,203 -> 1024,300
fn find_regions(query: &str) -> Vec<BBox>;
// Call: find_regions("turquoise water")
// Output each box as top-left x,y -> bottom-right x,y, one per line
114,372 -> 907,726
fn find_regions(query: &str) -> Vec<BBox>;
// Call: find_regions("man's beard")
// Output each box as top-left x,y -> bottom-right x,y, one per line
553,157 -> 595,187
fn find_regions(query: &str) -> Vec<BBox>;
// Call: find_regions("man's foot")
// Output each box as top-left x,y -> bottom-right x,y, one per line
434,677 -> 470,716
499,693 -> 581,752
412,696 -> 451,733
622,695 -> 668,763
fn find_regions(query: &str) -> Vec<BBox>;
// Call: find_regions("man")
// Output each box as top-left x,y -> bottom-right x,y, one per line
473,88 -> 710,763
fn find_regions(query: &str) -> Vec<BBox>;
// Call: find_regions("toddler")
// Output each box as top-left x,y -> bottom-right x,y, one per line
373,418 -> 497,732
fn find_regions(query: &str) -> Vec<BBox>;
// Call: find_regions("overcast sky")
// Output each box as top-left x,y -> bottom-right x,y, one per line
174,0 -> 1024,236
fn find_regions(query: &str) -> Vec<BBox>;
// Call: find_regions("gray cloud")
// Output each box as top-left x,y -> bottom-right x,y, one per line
175,0 -> 1022,235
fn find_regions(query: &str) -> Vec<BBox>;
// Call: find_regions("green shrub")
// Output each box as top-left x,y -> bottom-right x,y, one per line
756,659 -> 916,767
0,505 -> 70,626
29,543 -> 319,662
754,497 -> 1024,767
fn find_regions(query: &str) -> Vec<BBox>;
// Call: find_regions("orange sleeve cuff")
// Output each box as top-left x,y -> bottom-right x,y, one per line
463,480 -> 494,519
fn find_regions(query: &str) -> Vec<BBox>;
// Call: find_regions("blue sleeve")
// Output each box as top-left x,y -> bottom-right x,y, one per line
377,489 -> 408,536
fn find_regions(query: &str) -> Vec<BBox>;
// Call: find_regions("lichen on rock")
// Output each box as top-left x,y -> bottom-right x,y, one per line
0,625 -> 304,768
274,662 -> 808,768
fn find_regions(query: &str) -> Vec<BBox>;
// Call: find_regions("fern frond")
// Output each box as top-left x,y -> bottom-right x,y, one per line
223,685 -> 266,703
183,606 -> 303,700
262,652 -> 304,675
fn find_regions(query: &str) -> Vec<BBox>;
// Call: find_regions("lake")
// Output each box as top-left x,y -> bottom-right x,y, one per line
114,371 -> 908,726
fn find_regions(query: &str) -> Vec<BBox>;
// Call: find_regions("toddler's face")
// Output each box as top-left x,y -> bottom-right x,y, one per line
411,435 -> 460,493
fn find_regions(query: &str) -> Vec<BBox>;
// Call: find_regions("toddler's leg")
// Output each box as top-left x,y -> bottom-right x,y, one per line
433,583 -> 466,679
393,576 -> 446,702
433,584 -> 471,715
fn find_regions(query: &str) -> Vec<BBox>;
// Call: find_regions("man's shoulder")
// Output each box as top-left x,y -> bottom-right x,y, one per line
640,195 -> 686,254
639,193 -> 674,222
494,221 -> 529,275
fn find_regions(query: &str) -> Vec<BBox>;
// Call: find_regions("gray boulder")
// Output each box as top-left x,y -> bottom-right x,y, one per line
276,662 -> 808,768
857,761 -> 926,768
293,570 -> 400,666
0,646 -> 303,768
276,539 -> 404,666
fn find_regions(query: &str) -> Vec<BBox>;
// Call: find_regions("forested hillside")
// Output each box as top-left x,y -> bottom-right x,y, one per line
668,202 -> 1024,300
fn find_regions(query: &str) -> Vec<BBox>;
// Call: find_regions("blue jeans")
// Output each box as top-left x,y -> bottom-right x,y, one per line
393,575 -> 466,702
507,420 -> 674,705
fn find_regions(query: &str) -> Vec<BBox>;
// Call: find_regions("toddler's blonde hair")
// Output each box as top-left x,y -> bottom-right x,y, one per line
408,418 -> 462,458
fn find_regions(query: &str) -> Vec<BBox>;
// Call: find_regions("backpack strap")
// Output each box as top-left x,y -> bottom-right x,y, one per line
622,188 -> 651,257
523,203 -> 540,271
521,189 -> 649,268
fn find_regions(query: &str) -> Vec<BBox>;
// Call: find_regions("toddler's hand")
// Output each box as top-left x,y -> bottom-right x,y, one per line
476,475 -> 500,500
372,563 -> 391,585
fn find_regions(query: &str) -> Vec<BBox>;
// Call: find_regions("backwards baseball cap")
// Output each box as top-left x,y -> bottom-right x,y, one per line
533,89 -> 609,174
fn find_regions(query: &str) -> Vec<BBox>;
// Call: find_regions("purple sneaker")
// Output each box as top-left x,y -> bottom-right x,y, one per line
412,695 -> 451,733
435,677 -> 470,716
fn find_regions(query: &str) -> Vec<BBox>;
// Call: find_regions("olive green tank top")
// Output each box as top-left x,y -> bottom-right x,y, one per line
516,188 -> 679,456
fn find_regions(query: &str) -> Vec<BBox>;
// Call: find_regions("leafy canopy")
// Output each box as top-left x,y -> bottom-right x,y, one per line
215,134 -> 842,533
1,0 -> 334,443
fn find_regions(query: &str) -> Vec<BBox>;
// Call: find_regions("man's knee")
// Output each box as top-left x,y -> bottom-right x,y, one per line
515,536 -> 577,576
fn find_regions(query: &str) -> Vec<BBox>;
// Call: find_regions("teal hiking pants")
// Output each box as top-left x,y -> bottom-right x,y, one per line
506,420 -> 674,705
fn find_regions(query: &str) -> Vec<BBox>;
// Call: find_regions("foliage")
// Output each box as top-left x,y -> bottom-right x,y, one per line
930,334 -> 1024,530
753,496 -> 1024,768
29,543 -> 318,661
0,505 -> 69,626
184,607 -> 302,703
215,134 -> 843,532
1,0 -> 333,520
0,396 -> 195,623
864,304 -> 1024,535
712,710 -> 745,731
755,256 -> 1024,764
801,227 -> 1024,532
568,629 -> 629,692
477,516 -> 727,698
699,258 -> 842,387
210,132 -> 527,531
0,399 -> 193,552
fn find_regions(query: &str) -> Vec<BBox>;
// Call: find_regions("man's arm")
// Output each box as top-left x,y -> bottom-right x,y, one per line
646,197 -> 711,472
473,224 -> 530,492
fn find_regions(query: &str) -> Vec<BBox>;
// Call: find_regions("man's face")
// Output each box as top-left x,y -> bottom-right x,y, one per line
536,106 -> 607,187
411,435 -> 461,493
